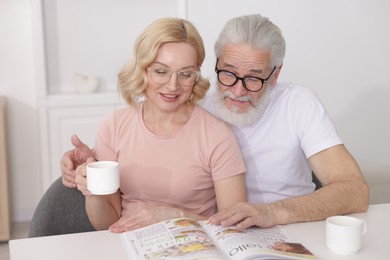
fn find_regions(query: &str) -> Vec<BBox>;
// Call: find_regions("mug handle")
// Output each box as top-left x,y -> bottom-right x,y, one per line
361,219 -> 368,235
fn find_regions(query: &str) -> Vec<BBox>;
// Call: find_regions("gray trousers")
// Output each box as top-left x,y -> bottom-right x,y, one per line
28,177 -> 95,237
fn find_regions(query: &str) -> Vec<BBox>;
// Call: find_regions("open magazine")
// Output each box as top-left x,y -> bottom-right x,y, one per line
120,217 -> 317,260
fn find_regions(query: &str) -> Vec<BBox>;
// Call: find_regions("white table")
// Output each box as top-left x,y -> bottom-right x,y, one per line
9,203 -> 390,259
285,203 -> 389,259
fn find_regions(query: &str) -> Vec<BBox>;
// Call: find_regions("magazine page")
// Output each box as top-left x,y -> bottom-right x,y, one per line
121,217 -> 224,259
199,221 -> 317,260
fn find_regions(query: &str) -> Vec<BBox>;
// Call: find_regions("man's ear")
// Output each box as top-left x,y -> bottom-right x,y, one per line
270,64 -> 283,86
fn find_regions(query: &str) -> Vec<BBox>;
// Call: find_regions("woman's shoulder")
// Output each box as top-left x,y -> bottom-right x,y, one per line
113,106 -> 136,116
194,105 -> 227,124
193,105 -> 234,132
101,106 -> 138,125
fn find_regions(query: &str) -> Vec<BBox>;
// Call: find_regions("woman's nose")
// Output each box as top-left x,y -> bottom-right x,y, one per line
165,72 -> 179,90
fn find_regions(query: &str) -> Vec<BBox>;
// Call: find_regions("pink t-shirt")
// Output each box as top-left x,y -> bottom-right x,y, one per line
94,103 -> 246,217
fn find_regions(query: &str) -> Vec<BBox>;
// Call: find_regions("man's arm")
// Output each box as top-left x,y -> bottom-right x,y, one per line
209,144 -> 369,229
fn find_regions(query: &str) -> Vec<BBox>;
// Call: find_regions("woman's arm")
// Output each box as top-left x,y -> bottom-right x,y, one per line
85,191 -> 122,230
214,173 -> 247,210
108,174 -> 247,233
75,160 -> 122,230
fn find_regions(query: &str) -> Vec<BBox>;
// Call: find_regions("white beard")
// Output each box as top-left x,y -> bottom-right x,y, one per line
212,86 -> 272,126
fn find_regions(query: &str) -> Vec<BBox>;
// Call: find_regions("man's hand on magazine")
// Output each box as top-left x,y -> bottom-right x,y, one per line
109,205 -> 185,233
61,134 -> 94,188
209,202 -> 280,230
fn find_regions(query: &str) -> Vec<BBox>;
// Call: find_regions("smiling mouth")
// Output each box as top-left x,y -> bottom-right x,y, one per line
161,93 -> 179,100
228,97 -> 245,103
226,96 -> 248,105
225,96 -> 256,109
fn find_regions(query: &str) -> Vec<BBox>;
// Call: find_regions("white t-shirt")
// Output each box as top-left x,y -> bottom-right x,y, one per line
202,82 -> 342,204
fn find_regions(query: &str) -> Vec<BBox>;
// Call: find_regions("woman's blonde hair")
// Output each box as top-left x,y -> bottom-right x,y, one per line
118,18 -> 210,106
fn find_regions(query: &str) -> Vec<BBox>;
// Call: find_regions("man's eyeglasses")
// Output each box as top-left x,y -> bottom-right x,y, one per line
147,66 -> 200,87
215,60 -> 276,92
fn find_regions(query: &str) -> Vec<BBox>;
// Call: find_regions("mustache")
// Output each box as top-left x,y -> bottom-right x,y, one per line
221,91 -> 255,107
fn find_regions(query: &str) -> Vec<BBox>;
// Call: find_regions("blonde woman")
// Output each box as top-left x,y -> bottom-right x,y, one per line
74,18 -> 247,233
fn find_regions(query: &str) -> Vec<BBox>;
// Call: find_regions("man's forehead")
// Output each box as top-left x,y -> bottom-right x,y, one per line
219,55 -> 270,75
219,44 -> 271,68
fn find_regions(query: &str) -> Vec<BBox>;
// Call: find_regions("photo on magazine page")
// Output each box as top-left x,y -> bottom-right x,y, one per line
121,218 -> 225,259
200,221 -> 317,260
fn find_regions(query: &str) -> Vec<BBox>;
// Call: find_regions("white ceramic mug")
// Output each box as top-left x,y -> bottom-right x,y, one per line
326,215 -> 367,254
86,161 -> 119,195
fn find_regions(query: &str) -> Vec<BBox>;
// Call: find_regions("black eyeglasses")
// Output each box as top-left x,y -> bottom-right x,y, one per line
215,59 -> 276,92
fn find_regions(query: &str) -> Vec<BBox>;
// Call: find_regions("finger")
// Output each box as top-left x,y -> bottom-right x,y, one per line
75,169 -> 89,194
61,153 -> 77,188
63,181 -> 77,188
61,158 -> 76,177
219,210 -> 247,227
209,208 -> 236,225
75,164 -> 88,188
210,204 -> 251,228
71,134 -> 91,153
109,217 -> 136,233
62,175 -> 77,188
86,157 -> 96,164
111,218 -> 154,233
71,134 -> 82,147
236,217 -> 256,230
61,151 -> 75,170
81,164 -> 87,178
76,183 -> 91,196
62,170 -> 76,182
61,169 -> 76,182
110,207 -> 155,233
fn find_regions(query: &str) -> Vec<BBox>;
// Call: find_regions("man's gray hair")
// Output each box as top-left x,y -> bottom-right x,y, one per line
214,14 -> 286,68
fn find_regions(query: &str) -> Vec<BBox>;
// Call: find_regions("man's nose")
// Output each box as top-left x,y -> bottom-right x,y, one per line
231,79 -> 248,96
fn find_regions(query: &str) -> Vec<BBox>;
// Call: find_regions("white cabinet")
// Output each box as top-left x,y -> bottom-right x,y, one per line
39,93 -> 125,190
45,94 -> 125,186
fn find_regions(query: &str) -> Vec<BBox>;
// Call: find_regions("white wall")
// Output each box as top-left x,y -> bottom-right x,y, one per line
0,0 -> 389,222
0,0 -> 42,221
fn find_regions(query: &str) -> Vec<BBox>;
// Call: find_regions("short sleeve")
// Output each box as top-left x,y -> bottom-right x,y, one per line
291,87 -> 343,158
94,113 -> 118,162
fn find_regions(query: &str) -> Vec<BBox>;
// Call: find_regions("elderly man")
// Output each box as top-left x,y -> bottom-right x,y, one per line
206,14 -> 368,229
58,14 -> 368,232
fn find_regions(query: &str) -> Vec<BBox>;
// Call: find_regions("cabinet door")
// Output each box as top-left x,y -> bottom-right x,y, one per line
48,105 -> 116,184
